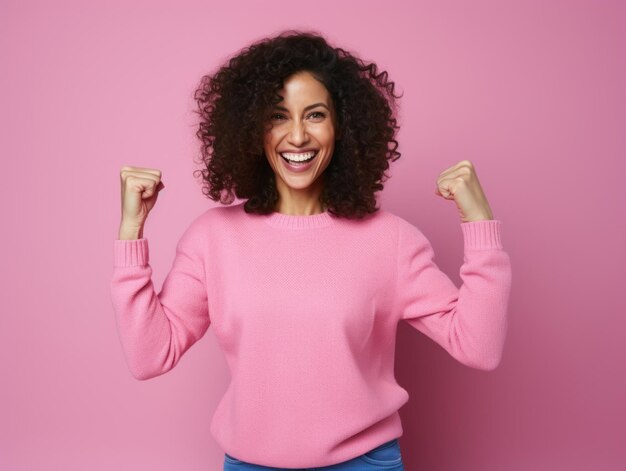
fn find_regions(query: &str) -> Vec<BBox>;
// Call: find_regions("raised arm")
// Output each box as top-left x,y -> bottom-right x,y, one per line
395,218 -> 512,370
109,218 -> 211,380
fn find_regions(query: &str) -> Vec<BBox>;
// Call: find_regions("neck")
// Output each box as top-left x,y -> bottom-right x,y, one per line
274,199 -> 326,216
274,180 -> 326,215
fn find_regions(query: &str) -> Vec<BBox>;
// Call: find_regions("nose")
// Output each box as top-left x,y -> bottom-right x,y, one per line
287,119 -> 310,145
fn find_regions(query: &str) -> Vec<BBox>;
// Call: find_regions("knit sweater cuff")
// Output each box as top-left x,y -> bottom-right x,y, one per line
460,220 -> 503,250
114,238 -> 150,267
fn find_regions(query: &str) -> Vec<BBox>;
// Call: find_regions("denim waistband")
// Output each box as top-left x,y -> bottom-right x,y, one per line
368,438 -> 398,453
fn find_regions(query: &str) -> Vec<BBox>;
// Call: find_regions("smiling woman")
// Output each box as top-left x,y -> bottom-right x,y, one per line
262,71 -> 339,215
112,28 -> 511,471
192,29 -> 403,219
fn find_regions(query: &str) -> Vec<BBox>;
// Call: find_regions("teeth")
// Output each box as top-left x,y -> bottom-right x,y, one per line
280,151 -> 317,161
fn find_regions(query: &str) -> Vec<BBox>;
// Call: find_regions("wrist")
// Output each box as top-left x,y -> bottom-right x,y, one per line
118,223 -> 144,240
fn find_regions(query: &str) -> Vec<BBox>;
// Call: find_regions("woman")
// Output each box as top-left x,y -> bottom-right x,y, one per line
111,30 -> 512,470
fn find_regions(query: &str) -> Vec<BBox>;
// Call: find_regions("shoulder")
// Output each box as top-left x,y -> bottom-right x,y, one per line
180,202 -> 246,239
192,201 -> 245,224
375,209 -> 432,250
370,208 -> 419,234
353,207 -> 400,228
348,208 -> 429,251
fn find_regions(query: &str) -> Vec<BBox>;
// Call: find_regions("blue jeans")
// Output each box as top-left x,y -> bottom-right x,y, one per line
223,438 -> 404,470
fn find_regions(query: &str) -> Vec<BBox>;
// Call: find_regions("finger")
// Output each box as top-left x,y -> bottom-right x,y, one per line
120,168 -> 162,184
121,170 -> 161,185
436,169 -> 470,189
121,166 -> 162,177
125,175 -> 160,196
437,160 -> 467,176
437,160 -> 473,180
434,181 -> 455,198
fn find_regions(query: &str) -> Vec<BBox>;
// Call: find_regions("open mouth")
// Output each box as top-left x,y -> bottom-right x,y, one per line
280,150 -> 318,165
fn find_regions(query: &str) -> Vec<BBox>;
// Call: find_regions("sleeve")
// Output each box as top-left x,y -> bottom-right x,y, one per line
395,218 -> 512,371
109,217 -> 211,380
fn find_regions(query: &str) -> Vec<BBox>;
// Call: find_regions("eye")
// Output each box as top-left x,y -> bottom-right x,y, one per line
269,111 -> 326,121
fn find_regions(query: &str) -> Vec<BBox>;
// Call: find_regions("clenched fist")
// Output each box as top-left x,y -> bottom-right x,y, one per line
434,160 -> 494,223
118,166 -> 165,239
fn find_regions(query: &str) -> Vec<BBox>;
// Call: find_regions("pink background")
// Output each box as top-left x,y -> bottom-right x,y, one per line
1,0 -> 624,470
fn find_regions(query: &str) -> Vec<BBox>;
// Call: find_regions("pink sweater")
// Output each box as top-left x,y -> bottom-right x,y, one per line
109,202 -> 512,468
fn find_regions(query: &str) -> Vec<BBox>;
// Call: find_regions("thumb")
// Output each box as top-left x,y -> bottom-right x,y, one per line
144,181 -> 165,198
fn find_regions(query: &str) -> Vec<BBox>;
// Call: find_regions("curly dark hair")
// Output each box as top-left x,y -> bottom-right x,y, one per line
192,29 -> 403,219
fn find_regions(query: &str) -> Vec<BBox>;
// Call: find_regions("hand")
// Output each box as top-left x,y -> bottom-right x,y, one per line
434,160 -> 494,222
119,166 -> 166,231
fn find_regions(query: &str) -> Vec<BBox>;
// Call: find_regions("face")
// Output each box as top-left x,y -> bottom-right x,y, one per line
263,71 -> 339,205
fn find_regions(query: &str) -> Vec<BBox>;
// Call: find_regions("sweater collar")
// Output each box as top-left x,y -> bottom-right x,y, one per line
264,209 -> 334,229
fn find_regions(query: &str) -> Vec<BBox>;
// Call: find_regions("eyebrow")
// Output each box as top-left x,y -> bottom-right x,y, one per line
272,102 -> 330,112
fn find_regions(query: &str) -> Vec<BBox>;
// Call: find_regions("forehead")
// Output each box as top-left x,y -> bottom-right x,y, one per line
275,71 -> 331,106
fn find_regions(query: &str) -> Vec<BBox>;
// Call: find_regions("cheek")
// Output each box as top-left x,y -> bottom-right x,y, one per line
319,148 -> 334,168
264,132 -> 281,150
322,126 -> 336,142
